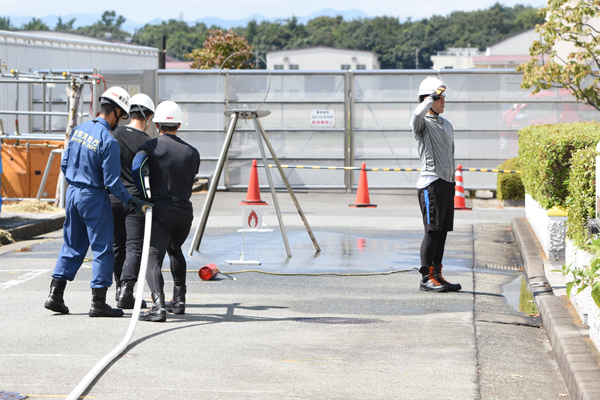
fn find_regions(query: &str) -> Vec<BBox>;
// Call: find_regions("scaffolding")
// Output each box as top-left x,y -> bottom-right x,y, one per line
0,70 -> 98,207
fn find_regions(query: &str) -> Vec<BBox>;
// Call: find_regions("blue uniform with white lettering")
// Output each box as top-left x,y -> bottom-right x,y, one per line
53,117 -> 133,288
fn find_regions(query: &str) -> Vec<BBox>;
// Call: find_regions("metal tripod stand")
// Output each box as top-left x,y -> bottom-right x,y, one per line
188,109 -> 321,257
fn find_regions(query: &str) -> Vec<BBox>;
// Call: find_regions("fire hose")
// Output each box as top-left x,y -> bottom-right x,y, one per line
66,206 -> 153,400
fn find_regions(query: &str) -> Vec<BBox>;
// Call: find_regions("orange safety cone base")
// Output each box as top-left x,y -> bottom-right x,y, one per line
240,199 -> 268,205
349,203 -> 377,208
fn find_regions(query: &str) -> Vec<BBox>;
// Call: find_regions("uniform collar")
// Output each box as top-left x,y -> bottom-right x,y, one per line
93,117 -> 112,131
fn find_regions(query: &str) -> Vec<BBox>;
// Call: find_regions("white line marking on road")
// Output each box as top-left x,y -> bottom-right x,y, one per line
0,269 -> 51,289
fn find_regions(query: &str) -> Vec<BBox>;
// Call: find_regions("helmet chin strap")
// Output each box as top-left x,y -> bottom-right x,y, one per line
111,106 -> 122,130
430,107 -> 440,116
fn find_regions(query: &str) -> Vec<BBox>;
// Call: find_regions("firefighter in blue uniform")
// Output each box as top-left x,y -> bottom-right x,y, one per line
44,87 -> 151,317
132,101 -> 200,322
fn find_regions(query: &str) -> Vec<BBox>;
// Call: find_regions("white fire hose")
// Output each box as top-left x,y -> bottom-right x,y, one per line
66,206 -> 153,400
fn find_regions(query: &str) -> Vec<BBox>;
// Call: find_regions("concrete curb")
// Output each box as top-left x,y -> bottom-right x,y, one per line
0,214 -> 65,244
512,217 -> 600,400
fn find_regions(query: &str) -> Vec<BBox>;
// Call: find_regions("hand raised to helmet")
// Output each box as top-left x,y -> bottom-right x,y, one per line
430,85 -> 446,101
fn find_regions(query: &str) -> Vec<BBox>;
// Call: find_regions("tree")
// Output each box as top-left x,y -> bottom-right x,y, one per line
21,18 -> 49,31
519,0 -> 600,111
134,20 -> 207,60
0,17 -> 13,31
100,11 -> 125,29
55,16 -> 76,32
184,29 -> 253,69
76,10 -> 129,41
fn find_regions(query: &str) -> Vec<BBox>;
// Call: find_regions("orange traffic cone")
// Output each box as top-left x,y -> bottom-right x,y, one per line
349,163 -> 377,208
454,164 -> 471,210
240,159 -> 268,205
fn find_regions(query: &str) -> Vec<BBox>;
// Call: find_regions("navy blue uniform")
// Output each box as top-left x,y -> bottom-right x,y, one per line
132,134 -> 200,293
53,117 -> 133,289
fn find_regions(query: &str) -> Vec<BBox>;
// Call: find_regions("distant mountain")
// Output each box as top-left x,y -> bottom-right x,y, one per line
6,9 -> 371,33
192,9 -> 370,28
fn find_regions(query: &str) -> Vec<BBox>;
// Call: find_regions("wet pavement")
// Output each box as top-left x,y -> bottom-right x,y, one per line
0,190 -> 573,399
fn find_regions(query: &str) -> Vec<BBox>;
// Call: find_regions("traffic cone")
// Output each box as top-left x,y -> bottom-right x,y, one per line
349,163 -> 377,208
454,164 -> 471,210
240,159 -> 268,205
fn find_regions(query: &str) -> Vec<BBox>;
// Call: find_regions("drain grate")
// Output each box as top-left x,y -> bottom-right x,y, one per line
294,317 -> 383,325
481,226 -> 512,230
486,264 -> 524,271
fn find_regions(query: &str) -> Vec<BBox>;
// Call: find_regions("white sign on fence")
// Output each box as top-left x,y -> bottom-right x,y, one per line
310,110 -> 335,127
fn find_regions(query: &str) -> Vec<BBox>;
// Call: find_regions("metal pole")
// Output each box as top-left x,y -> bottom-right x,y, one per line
254,115 -> 321,253
189,112 -> 239,255
49,70 -> 53,133
36,149 -> 61,200
43,78 -> 47,134
251,113 -> 292,257
15,74 -> 20,135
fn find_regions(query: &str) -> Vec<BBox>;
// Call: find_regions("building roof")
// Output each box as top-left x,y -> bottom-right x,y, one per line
0,30 -> 158,53
485,29 -> 538,56
267,46 -> 378,57
166,55 -> 191,69
472,55 -> 535,63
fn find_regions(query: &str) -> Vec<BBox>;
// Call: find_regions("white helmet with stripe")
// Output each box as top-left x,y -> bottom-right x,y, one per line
154,101 -> 182,125
99,86 -> 131,117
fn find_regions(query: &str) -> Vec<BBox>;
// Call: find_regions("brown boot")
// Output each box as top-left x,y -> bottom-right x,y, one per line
418,266 -> 446,292
434,264 -> 462,292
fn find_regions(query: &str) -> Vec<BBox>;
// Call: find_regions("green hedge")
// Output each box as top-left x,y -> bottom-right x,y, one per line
496,157 -> 525,201
566,147 -> 597,249
518,122 -> 600,209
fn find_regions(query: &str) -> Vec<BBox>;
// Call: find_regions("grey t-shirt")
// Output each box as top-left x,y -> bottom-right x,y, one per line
410,96 -> 455,184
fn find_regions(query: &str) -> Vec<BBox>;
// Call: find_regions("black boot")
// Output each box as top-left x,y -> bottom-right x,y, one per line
114,274 -> 122,302
89,287 -> 124,317
434,264 -> 462,292
165,285 -> 186,314
117,280 -> 147,309
419,266 -> 446,292
44,278 -> 69,314
139,293 -> 167,322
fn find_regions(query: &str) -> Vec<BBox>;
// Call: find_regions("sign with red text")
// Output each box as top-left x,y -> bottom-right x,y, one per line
310,110 -> 335,127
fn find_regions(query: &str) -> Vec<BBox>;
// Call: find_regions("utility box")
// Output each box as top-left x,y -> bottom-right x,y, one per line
0,140 -> 64,199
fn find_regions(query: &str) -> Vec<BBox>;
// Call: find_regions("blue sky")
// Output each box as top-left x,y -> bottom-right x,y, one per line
3,0 -> 549,25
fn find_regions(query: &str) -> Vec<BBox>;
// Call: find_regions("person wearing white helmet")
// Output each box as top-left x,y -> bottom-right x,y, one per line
110,93 -> 156,309
410,77 -> 462,293
45,87 -> 152,318
132,100 -> 200,322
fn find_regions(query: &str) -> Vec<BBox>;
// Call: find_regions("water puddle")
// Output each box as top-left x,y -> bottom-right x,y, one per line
503,275 -> 538,315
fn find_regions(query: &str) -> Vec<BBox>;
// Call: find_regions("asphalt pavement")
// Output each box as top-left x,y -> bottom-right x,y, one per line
0,189 -> 592,399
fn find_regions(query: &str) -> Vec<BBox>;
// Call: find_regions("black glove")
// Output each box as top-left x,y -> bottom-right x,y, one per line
128,197 -> 153,217
430,85 -> 446,101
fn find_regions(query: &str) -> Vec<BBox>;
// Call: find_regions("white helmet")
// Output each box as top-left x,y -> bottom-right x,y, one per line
99,86 -> 130,117
130,93 -> 155,120
418,77 -> 446,97
154,101 -> 183,125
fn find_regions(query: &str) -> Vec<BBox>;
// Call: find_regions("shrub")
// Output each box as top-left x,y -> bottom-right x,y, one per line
496,157 -> 525,201
566,147 -> 597,249
518,122 -> 600,209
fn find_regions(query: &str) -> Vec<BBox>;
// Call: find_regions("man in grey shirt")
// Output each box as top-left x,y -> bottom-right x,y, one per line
410,77 -> 461,293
